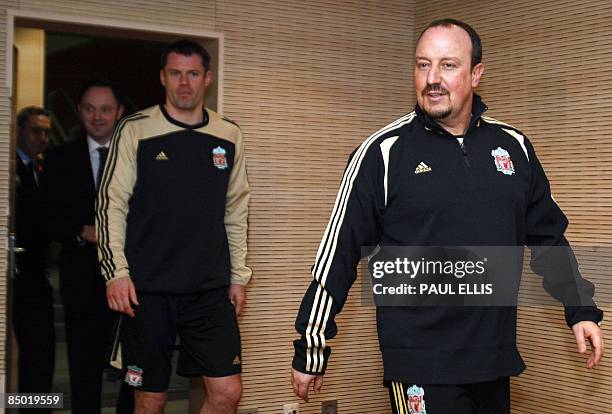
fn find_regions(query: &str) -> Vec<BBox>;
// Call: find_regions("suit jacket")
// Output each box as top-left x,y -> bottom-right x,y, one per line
15,155 -> 48,278
42,138 -> 105,318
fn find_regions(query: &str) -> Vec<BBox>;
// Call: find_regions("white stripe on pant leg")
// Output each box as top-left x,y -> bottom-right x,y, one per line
399,382 -> 409,413
393,381 -> 406,414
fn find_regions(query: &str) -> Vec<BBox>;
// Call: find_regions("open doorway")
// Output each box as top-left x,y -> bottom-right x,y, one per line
7,10 -> 223,412
45,32 -> 167,146
45,31 -> 220,147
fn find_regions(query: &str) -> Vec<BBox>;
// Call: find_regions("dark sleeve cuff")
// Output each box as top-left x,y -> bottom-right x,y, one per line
565,306 -> 604,328
292,339 -> 330,375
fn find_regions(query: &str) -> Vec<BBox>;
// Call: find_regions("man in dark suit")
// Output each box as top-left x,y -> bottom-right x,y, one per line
13,106 -> 54,409
42,80 -> 129,413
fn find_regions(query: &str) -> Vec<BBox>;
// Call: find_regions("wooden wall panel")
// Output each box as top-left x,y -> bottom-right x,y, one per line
18,0 -> 216,30
415,1 -> 612,413
216,1 -> 413,411
0,0 -> 415,412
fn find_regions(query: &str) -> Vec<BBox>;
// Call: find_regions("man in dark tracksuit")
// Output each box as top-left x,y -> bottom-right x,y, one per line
291,19 -> 604,413
97,40 -> 250,414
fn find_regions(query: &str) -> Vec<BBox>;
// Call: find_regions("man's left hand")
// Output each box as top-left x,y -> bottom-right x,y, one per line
229,284 -> 246,315
572,321 -> 604,369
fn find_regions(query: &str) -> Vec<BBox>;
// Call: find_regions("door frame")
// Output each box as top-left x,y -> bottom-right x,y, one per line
6,9 -> 224,112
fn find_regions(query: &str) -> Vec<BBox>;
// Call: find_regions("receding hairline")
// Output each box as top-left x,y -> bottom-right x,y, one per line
416,19 -> 482,68
415,25 -> 475,64
78,78 -> 123,106
416,24 -> 473,48
80,85 -> 122,105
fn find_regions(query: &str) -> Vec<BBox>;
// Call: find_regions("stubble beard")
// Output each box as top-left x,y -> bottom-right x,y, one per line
173,97 -> 199,110
421,85 -> 452,120
424,104 -> 452,120
169,89 -> 203,111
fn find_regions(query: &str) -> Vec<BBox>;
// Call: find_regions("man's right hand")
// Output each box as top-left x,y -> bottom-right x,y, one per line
106,277 -> 139,317
291,368 -> 323,402
80,225 -> 97,243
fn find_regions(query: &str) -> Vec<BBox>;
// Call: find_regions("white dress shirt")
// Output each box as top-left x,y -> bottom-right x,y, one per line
87,136 -> 109,188
17,147 -> 39,185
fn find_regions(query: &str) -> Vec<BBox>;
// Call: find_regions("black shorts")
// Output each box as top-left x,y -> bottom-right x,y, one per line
388,377 -> 509,414
120,288 -> 241,392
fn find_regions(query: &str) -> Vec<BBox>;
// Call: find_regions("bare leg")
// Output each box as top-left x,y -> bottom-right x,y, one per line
189,377 -> 207,414
201,374 -> 241,414
134,390 -> 167,414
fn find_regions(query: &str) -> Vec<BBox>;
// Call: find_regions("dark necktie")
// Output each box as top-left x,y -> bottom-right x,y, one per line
96,147 -> 109,190
26,160 -> 38,187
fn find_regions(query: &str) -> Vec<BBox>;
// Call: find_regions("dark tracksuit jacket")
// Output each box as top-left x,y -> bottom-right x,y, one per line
96,104 -> 251,293
293,94 -> 603,384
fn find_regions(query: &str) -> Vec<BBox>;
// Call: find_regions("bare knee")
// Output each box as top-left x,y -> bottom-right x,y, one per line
205,375 -> 242,411
134,390 -> 167,414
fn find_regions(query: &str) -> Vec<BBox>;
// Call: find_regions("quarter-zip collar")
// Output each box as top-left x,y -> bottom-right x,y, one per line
415,93 -> 488,137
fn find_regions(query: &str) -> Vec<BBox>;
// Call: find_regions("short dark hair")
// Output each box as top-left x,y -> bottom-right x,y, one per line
78,78 -> 123,106
417,18 -> 482,68
17,106 -> 50,128
161,39 -> 211,70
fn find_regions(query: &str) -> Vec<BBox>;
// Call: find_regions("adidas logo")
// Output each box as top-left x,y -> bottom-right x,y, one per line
232,356 -> 241,365
414,162 -> 432,174
155,151 -> 168,161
